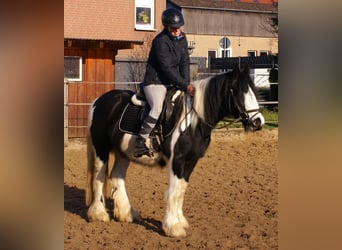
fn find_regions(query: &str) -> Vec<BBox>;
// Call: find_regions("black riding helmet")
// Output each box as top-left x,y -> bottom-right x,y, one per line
161,8 -> 184,28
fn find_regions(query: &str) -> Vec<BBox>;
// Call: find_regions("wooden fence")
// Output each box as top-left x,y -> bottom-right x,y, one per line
64,81 -> 140,140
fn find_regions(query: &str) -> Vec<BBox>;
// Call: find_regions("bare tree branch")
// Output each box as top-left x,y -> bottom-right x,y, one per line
127,33 -> 155,90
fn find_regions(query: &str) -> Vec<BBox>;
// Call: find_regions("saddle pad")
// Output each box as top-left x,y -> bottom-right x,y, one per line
119,103 -> 144,134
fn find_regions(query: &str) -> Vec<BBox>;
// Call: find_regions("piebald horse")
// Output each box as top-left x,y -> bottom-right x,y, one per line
85,66 -> 265,237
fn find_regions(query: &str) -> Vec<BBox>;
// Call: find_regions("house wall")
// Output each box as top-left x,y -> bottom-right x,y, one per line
182,6 -> 278,67
187,34 -> 278,58
116,1 -> 166,58
65,0 -> 138,41
65,48 -> 117,137
183,8 -> 277,38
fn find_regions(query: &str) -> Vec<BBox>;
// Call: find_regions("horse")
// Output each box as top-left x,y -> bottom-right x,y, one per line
85,66 -> 265,237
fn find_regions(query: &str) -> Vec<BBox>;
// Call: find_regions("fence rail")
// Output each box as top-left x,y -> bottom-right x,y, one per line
210,55 -> 278,70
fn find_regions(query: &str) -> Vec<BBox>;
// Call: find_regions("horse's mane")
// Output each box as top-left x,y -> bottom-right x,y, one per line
191,73 -> 230,129
191,66 -> 256,130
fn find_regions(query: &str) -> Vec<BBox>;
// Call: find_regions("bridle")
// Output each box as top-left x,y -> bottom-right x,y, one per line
190,87 -> 261,129
228,88 -> 261,124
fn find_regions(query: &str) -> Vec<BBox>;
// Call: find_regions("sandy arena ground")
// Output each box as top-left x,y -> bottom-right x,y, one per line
64,129 -> 278,249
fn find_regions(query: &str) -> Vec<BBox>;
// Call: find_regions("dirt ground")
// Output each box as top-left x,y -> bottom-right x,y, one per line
64,129 -> 278,249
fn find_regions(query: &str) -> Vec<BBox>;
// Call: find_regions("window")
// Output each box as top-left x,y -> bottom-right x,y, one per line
208,50 -> 217,69
248,50 -> 256,57
260,50 -> 269,57
135,0 -> 154,31
220,48 -> 232,58
64,56 -> 82,81
208,50 -> 217,59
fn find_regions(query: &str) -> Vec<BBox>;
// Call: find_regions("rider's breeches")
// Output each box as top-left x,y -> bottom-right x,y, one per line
139,84 -> 167,139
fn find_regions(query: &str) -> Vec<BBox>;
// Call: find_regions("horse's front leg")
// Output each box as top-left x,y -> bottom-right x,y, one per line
163,167 -> 189,237
110,153 -> 139,222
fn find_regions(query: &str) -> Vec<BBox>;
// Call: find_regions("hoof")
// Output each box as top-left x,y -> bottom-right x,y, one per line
163,223 -> 187,238
114,207 -> 140,223
178,216 -> 189,229
87,203 -> 110,222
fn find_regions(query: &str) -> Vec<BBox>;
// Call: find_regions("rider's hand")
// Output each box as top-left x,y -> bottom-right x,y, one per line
186,84 -> 195,96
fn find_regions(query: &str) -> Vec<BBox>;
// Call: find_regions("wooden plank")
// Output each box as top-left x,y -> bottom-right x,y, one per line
104,49 -> 114,82
95,50 -> 105,82
86,50 -> 96,81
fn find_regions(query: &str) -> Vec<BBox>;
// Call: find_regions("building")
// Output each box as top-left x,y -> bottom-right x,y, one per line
166,0 -> 278,70
64,0 -> 166,138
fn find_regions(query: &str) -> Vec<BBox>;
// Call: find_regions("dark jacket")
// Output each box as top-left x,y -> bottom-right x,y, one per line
144,28 -> 190,91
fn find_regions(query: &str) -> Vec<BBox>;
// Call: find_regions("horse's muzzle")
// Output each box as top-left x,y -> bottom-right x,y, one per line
243,117 -> 263,131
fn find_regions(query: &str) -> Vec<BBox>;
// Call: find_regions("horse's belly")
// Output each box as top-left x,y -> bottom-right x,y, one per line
120,134 -> 164,166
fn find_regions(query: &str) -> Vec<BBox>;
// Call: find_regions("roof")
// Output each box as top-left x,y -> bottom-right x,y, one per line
64,38 -> 144,50
168,0 -> 278,13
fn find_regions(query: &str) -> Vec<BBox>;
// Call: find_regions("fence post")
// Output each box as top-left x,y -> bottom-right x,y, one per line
64,78 -> 68,146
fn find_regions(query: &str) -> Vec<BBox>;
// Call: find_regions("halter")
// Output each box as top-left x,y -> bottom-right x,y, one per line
228,88 -> 261,124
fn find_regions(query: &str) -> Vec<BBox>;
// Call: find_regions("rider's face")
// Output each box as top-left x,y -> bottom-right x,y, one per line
167,26 -> 182,37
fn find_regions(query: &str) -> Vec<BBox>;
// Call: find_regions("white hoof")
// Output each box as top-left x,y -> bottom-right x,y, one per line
178,215 -> 189,229
87,202 -> 109,222
163,223 -> 187,237
114,206 -> 140,223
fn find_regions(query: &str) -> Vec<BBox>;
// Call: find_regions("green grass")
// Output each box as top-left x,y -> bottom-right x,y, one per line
215,107 -> 278,130
261,107 -> 278,129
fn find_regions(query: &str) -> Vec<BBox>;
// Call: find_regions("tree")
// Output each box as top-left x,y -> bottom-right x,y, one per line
262,0 -> 278,35
127,33 -> 155,91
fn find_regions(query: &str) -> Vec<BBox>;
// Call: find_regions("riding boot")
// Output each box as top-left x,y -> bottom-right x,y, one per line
134,135 -> 149,157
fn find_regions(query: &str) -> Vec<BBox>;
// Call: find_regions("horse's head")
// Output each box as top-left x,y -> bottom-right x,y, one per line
229,65 -> 265,131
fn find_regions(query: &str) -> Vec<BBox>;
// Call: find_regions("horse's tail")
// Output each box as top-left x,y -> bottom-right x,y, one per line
85,134 -> 94,206
86,100 -> 98,206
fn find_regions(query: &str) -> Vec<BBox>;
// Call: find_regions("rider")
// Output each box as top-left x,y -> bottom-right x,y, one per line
134,8 -> 195,157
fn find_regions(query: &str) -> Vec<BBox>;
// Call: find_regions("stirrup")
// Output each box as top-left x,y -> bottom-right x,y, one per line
134,136 -> 150,157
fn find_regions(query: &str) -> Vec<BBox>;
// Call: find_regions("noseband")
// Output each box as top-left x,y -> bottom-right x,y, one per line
228,89 -> 260,123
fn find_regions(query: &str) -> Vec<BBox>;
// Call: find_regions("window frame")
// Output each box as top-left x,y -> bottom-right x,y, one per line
247,50 -> 257,57
207,49 -> 217,68
135,0 -> 155,31
220,48 -> 232,58
260,50 -> 269,57
64,56 -> 82,82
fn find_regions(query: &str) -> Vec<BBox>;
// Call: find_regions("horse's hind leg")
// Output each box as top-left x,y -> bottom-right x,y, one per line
110,152 -> 139,222
86,138 -> 110,222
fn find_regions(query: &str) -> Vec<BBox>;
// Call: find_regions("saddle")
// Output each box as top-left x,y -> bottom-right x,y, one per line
119,87 -> 184,141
